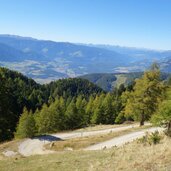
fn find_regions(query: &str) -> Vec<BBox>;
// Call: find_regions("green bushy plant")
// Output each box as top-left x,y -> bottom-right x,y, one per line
138,131 -> 162,145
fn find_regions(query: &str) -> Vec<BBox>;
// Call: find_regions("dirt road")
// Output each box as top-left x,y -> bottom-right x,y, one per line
85,127 -> 163,150
18,124 -> 141,156
18,123 -> 157,156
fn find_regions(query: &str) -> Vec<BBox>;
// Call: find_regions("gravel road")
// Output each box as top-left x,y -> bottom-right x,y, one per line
18,123 -> 152,156
85,127 -> 163,150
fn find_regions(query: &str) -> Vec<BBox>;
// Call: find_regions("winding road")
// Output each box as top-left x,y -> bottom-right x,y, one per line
85,127 -> 163,150
18,123 -> 162,156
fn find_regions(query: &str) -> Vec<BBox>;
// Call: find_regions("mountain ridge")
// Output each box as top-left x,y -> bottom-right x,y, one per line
0,34 -> 171,83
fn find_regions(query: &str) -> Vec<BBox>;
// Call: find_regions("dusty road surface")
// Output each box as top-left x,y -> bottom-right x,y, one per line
18,123 -> 156,156
85,127 -> 163,150
18,124 -> 141,156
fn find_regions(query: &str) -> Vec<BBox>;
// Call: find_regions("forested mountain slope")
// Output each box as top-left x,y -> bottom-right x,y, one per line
80,72 -> 171,91
0,67 -> 103,141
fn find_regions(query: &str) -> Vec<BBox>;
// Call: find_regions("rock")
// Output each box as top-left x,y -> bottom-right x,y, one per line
49,142 -> 55,148
2,150 -> 18,157
103,146 -> 106,150
64,147 -> 73,151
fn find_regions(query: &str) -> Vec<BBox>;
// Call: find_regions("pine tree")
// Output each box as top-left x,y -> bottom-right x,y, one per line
48,97 -> 66,130
35,104 -> 57,134
15,108 -> 36,138
91,94 -> 105,124
59,97 -> 67,129
65,99 -> 80,129
152,88 -> 171,135
76,95 -> 87,126
85,95 -> 94,124
0,78 -> 15,141
102,93 -> 114,124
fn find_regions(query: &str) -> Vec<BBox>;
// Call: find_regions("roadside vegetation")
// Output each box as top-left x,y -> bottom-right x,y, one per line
45,125 -> 151,151
0,134 -> 170,171
15,63 -> 170,139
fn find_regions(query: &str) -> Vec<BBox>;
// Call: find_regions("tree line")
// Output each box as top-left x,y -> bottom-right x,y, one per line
0,67 -> 103,141
16,63 -> 171,138
1,64 -> 171,141
15,90 -> 124,138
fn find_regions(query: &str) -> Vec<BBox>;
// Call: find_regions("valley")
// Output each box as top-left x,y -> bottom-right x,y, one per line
0,35 -> 171,85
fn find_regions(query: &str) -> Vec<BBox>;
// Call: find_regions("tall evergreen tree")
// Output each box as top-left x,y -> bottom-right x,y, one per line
85,95 -> 94,124
102,93 -> 114,124
152,88 -> 171,135
35,104 -> 57,134
76,95 -> 87,126
124,64 -> 165,126
15,108 -> 36,138
65,99 -> 81,129
91,94 -> 105,124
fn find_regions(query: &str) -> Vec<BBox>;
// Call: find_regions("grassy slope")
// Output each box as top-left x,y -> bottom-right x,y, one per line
46,125 -> 151,151
0,124 -> 171,171
0,137 -> 171,171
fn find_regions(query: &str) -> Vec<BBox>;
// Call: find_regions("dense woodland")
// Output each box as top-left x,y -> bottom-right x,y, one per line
0,67 -> 103,141
1,64 -> 171,142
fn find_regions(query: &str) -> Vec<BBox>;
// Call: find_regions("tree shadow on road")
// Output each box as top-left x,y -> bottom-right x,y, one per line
32,135 -> 63,142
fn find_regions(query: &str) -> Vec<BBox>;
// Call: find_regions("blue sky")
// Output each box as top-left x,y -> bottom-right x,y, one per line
0,0 -> 171,50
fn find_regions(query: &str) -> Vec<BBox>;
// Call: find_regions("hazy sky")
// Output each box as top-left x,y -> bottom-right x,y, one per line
0,0 -> 171,50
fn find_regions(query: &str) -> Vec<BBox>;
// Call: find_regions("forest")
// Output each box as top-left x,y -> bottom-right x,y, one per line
1,64 -> 171,142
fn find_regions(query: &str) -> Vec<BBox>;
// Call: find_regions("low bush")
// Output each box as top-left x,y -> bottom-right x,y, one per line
138,131 -> 162,145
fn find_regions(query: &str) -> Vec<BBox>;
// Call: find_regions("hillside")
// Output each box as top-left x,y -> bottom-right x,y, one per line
0,67 -> 103,141
80,72 -> 143,91
80,72 -> 171,91
0,35 -> 135,83
85,43 -> 171,60
0,126 -> 170,171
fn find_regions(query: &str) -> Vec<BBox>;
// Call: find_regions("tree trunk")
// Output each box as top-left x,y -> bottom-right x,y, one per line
140,113 -> 145,126
167,121 -> 171,135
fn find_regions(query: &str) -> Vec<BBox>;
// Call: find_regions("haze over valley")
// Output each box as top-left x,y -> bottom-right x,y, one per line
1,34 -> 171,84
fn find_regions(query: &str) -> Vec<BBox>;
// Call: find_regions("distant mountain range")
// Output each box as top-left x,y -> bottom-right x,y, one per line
0,34 -> 171,84
80,72 -> 171,91
80,73 -> 141,91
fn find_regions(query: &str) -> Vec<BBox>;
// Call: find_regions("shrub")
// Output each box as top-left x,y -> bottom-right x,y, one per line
138,131 -> 162,145
148,131 -> 162,145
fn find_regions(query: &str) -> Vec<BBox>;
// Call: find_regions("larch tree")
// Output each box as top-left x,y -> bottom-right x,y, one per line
91,94 -> 105,124
35,104 -> 57,134
101,93 -> 114,124
15,107 -> 36,138
65,99 -> 80,129
152,88 -> 171,135
124,64 -> 165,126
85,95 -> 94,124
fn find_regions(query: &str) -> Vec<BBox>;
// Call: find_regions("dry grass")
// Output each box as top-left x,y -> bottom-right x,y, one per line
0,140 -> 22,160
75,122 -> 135,132
0,136 -> 171,171
46,125 -> 151,151
0,139 -> 21,153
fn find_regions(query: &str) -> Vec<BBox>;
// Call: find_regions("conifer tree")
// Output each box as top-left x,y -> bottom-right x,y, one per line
65,99 -> 80,129
48,97 -> 66,130
15,108 -> 36,138
152,88 -> 171,135
76,95 -> 87,126
124,64 -> 165,126
85,95 -> 94,124
91,94 -> 105,124
102,93 -> 114,124
35,104 -> 57,134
